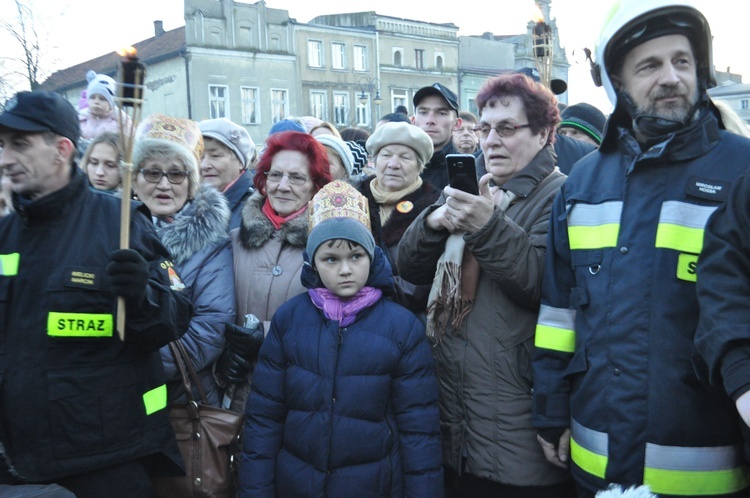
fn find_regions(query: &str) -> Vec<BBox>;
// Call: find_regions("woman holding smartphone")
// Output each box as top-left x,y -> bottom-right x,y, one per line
398,73 -> 573,497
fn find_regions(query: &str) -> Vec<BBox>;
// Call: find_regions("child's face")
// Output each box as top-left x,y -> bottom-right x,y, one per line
313,239 -> 370,298
86,142 -> 120,191
88,93 -> 111,117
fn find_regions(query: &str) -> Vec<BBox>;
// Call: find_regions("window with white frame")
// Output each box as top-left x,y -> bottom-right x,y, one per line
356,94 -> 370,127
391,89 -> 407,113
240,86 -> 259,124
414,49 -> 424,70
310,90 -> 327,121
331,42 -> 346,70
742,99 -> 749,110
308,40 -> 323,67
353,45 -> 367,71
393,48 -> 403,67
209,85 -> 229,119
333,92 -> 349,126
270,88 -> 288,123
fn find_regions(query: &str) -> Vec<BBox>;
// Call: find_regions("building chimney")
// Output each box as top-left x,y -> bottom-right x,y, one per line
154,20 -> 165,37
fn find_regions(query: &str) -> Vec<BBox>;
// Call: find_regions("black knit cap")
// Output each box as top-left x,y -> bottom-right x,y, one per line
559,103 -> 606,145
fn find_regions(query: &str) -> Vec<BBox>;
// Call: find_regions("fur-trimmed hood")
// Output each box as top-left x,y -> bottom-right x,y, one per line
155,184 -> 231,265
238,191 -> 308,249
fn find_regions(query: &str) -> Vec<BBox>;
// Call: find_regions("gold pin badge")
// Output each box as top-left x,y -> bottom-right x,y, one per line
396,201 -> 413,213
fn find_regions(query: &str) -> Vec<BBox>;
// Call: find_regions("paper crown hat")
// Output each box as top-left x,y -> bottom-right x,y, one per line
135,113 -> 204,164
308,180 -> 371,233
307,180 -> 375,260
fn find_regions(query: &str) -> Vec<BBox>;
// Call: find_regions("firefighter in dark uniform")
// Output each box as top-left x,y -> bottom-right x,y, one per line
0,91 -> 192,497
532,1 -> 750,497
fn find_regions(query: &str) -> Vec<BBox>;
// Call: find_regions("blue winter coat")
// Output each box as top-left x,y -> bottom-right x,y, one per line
240,247 -> 443,497
154,185 -> 235,406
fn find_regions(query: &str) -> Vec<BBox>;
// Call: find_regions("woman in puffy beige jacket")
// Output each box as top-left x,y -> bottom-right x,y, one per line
227,131 -> 332,412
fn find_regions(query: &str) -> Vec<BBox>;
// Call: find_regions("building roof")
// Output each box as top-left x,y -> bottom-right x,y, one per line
40,26 -> 186,92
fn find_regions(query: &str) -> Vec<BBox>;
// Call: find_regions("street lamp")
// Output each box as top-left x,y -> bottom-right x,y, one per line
358,76 -> 382,123
359,77 -> 382,104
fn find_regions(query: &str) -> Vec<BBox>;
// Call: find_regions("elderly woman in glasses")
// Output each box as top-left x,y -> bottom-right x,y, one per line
398,73 -> 575,497
132,114 -> 235,407
226,131 -> 332,412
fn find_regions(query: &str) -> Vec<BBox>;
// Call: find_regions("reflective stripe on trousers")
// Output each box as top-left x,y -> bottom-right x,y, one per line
571,418 -> 750,495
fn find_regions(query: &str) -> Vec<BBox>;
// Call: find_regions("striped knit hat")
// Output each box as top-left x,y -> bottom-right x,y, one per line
559,102 -> 606,145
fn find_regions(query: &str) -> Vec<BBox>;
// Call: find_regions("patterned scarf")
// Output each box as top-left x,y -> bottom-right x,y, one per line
308,286 -> 383,327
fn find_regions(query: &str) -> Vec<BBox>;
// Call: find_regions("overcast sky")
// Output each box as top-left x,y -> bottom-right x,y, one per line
5,0 -> 745,112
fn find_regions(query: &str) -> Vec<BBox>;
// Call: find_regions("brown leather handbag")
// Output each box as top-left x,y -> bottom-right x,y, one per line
152,341 -> 243,498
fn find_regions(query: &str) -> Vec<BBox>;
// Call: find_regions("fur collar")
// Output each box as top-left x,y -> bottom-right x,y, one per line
360,177 -> 441,247
238,191 -> 308,249
156,184 -> 230,265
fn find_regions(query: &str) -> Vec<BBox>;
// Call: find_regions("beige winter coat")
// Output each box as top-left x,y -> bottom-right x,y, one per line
228,192 -> 308,411
231,192 -> 308,329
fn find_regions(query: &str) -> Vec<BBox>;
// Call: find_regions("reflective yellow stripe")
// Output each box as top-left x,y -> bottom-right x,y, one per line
143,384 -> 167,415
0,253 -> 20,276
571,419 -> 608,479
567,201 -> 622,250
535,305 -> 576,353
644,467 -> 749,495
571,438 -> 608,479
655,201 -> 715,254
644,443 -> 750,495
47,312 -> 113,337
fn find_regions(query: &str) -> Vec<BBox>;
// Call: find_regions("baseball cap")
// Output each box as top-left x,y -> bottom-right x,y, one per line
413,83 -> 459,112
514,67 -> 568,96
0,91 -> 80,147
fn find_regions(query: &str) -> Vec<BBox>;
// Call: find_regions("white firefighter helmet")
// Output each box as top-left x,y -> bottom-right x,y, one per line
590,0 -> 714,109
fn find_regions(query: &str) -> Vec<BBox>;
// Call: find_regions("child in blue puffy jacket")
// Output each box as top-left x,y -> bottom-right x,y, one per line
240,181 -> 443,498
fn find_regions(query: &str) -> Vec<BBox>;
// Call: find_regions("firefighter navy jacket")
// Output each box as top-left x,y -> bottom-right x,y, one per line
0,169 -> 191,481
532,109 -> 750,495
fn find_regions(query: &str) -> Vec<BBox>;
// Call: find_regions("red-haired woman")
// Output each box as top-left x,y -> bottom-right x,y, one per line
226,131 -> 332,412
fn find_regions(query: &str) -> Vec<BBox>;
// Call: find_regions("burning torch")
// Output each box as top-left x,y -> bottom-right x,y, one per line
115,46 -> 146,341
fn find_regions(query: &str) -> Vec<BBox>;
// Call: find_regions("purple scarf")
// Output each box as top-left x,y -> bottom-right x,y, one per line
308,286 -> 382,327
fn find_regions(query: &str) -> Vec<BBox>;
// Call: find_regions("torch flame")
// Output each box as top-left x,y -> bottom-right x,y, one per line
116,46 -> 138,58
531,2 -> 545,23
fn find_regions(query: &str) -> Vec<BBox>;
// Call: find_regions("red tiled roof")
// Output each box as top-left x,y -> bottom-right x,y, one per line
40,26 -> 186,92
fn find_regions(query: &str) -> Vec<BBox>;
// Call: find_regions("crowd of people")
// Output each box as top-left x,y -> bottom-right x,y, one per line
3,1 -> 750,497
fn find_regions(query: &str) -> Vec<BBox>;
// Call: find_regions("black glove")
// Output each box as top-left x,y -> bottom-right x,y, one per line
107,249 -> 149,307
217,322 -> 265,384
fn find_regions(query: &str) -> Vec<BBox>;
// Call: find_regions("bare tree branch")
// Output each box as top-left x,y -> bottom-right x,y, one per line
0,0 -> 50,95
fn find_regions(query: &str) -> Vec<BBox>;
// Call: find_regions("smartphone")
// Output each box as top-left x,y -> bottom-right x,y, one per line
446,154 -> 479,195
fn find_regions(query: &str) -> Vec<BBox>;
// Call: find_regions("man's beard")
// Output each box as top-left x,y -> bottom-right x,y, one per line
637,87 -> 698,123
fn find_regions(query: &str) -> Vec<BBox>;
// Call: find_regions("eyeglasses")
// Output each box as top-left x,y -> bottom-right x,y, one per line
473,123 -> 531,139
265,171 -> 310,186
139,168 -> 189,184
